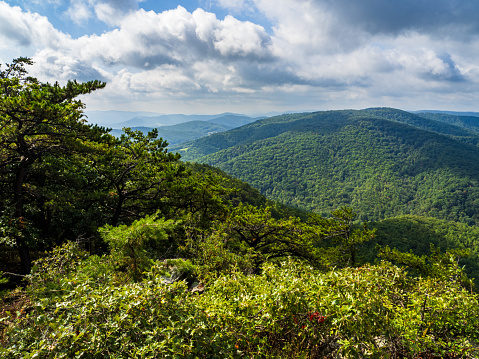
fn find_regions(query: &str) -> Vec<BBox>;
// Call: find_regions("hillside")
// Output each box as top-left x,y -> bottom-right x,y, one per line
174,108 -> 479,224
416,112 -> 479,135
2,59 -> 478,359
363,215 -> 479,286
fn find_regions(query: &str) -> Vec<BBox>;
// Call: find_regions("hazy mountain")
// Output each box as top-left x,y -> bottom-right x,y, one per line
208,114 -> 259,128
92,112 -> 252,129
109,121 -> 235,146
84,110 -> 161,127
101,112 -> 257,145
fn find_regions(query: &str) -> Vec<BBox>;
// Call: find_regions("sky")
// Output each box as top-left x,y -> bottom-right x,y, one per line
1,0 -> 479,115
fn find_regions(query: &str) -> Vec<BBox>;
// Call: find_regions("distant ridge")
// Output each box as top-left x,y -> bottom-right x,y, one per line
84,110 -> 161,126
106,115 -> 257,145
85,111 -> 254,129
413,110 -> 479,117
208,114 -> 259,128
415,112 -> 479,135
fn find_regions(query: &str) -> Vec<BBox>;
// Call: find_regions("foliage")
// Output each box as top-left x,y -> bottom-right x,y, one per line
0,57 -> 108,272
1,253 -> 478,358
364,215 -> 479,287
416,112 -> 479,136
100,214 -> 176,281
378,244 -> 474,290
92,127 -> 182,226
0,59 -> 263,274
308,207 -> 376,268
184,206 -> 374,277
214,204 -> 310,272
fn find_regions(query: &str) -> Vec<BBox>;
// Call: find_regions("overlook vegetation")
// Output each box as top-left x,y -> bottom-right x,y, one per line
1,58 -> 478,357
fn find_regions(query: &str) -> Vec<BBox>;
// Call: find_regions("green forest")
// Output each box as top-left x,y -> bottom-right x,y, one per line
176,109 -> 479,224
1,58 -> 478,358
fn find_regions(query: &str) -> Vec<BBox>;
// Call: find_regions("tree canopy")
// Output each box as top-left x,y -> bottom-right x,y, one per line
0,57 -> 107,273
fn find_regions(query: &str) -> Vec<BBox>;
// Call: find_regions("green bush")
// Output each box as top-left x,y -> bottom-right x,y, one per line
2,253 -> 478,358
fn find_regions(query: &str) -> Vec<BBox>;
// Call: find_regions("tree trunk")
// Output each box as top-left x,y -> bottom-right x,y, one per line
14,160 -> 32,274
17,240 -> 31,274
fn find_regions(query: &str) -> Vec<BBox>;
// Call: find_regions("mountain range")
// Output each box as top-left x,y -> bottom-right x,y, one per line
85,111 -> 260,145
171,108 -> 479,225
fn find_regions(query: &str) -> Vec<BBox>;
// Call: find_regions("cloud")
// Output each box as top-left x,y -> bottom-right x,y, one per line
79,6 -> 274,67
32,49 -> 106,82
317,0 -> 479,37
212,15 -> 272,59
94,0 -> 139,25
2,0 -> 479,113
65,0 -> 139,26
0,2 -> 69,49
226,0 -> 479,39
65,1 -> 92,25
12,4 -> 279,93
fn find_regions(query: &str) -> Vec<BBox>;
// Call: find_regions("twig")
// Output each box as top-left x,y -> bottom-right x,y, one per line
1,272 -> 27,278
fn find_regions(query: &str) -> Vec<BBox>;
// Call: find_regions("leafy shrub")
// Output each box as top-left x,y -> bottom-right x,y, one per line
2,253 -> 478,358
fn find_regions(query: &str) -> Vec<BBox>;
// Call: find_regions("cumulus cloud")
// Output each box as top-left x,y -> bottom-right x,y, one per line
0,2 -> 69,49
212,16 -> 272,59
2,0 -> 479,113
316,0 -> 479,37
65,0 -> 139,26
94,0 -> 139,25
5,4 -> 278,94
229,0 -> 479,39
65,1 -> 92,25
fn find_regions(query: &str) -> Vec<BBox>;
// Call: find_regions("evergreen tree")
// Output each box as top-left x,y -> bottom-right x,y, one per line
0,58 -> 107,273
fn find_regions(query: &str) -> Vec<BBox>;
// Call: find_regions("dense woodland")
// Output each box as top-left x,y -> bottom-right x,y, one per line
176,109 -> 479,224
1,58 -> 478,358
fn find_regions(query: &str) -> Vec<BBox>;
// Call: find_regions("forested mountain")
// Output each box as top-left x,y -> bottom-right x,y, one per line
362,108 -> 477,138
415,110 -> 479,118
417,112 -> 479,135
175,108 -> 479,224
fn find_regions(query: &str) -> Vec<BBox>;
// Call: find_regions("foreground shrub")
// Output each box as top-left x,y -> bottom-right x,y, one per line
1,251 -> 478,358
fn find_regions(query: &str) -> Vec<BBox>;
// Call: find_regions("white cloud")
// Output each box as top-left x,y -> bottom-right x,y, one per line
0,2 -> 69,49
94,0 -> 138,25
2,0 -> 479,113
64,0 -> 139,26
212,15 -> 271,58
64,0 -> 92,25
